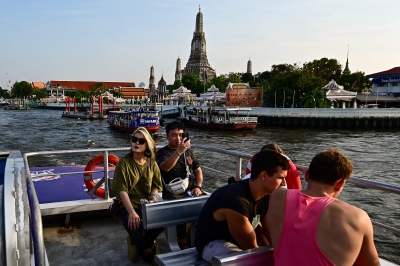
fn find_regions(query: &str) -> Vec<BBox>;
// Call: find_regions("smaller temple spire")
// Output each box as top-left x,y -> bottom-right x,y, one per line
175,55 -> 182,82
343,45 -> 351,75
247,57 -> 252,74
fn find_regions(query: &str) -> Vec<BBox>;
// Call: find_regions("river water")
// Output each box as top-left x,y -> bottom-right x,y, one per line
1,108 -> 399,263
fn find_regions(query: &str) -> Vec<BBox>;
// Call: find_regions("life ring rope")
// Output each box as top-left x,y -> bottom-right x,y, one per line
84,154 -> 119,198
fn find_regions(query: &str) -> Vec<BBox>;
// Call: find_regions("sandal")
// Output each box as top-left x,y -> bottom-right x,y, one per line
127,236 -> 139,262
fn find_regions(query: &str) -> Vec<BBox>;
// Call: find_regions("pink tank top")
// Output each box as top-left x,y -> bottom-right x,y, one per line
274,190 -> 336,266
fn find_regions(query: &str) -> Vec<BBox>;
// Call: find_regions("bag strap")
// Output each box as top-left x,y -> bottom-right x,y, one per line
161,149 -> 190,187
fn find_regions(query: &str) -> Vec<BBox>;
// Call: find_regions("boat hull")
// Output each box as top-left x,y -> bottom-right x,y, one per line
109,124 -> 160,133
213,122 -> 258,130
178,117 -> 257,130
177,117 -> 210,128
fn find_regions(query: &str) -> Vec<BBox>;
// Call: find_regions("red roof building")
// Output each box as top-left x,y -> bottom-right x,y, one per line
48,80 -> 136,91
366,67 -> 400,97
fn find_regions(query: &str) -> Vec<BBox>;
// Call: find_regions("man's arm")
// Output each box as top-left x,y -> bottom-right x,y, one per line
217,208 -> 258,250
353,211 -> 380,266
258,214 -> 271,246
191,167 -> 203,196
158,140 -> 190,172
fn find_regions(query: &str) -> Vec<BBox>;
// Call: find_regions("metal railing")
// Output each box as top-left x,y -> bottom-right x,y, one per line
4,144 -> 400,265
192,144 -> 400,235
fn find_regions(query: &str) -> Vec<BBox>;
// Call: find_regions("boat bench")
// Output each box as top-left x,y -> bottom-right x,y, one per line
141,196 -> 275,266
142,195 -> 210,252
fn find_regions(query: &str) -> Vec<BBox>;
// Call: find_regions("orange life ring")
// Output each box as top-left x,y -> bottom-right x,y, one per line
84,154 -> 119,198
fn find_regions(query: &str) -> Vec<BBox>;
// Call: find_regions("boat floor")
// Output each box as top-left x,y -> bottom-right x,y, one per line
42,210 -> 172,266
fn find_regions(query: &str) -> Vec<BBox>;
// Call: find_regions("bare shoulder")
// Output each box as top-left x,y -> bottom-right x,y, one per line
327,200 -> 371,228
269,187 -> 288,202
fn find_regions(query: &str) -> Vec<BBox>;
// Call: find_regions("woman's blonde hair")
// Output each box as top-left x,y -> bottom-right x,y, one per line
132,127 -> 156,160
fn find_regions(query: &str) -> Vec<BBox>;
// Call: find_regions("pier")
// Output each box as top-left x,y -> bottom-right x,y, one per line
165,106 -> 400,129
248,108 -> 400,129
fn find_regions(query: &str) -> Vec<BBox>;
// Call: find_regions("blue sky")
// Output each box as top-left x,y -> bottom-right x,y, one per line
1,0 -> 399,90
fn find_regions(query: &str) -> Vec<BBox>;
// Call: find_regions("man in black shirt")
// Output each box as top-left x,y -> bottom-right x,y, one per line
195,150 -> 289,262
157,122 -> 204,249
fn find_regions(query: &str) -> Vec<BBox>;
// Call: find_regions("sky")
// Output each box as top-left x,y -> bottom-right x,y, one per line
1,0 -> 399,90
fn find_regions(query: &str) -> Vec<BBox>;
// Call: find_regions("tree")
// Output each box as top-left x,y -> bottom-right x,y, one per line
339,71 -> 371,93
91,82 -> 108,96
65,90 -> 90,100
0,87 -> 10,99
31,87 -> 47,99
168,80 -> 182,93
302,58 -> 342,83
182,73 -> 202,95
226,72 -> 242,83
300,88 -> 331,108
11,81 -> 32,98
208,75 -> 229,92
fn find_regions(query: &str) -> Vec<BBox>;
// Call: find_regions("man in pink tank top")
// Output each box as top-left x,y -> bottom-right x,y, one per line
267,148 -> 380,266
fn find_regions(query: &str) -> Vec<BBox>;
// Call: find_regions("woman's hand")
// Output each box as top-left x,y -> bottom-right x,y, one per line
128,209 -> 140,230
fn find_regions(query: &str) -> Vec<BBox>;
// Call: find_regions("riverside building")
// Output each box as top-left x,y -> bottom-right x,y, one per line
367,67 -> 400,97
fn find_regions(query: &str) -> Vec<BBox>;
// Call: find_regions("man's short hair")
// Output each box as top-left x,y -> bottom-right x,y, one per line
308,148 -> 353,185
165,122 -> 185,135
251,150 -> 290,179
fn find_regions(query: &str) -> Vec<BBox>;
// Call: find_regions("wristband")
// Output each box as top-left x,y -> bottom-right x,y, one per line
193,185 -> 202,191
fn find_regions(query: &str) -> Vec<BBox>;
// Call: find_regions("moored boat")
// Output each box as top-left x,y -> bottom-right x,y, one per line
178,105 -> 258,130
107,105 -> 161,133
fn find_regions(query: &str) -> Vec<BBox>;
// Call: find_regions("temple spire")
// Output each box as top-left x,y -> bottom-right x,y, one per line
247,57 -> 252,74
195,5 -> 203,32
343,45 -> 350,75
183,7 -> 216,82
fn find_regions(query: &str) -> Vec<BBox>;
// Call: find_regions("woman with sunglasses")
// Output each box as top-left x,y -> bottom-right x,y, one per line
112,127 -> 164,263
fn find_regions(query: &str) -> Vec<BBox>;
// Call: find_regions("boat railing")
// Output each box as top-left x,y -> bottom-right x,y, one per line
229,117 -> 258,123
13,145 -> 400,266
191,144 -> 400,235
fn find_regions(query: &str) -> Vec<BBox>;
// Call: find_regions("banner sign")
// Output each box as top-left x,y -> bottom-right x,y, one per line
372,78 -> 400,84
226,88 -> 262,107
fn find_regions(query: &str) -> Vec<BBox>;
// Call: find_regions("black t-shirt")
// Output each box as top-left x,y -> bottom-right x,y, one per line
156,145 -> 200,185
195,179 -> 269,254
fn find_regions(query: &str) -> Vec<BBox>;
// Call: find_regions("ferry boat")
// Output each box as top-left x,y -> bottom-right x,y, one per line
107,105 -> 161,133
178,105 -> 259,130
4,103 -> 30,110
1,146 -> 399,265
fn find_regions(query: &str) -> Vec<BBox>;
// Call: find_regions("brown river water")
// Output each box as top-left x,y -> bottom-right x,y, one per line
1,108 -> 399,263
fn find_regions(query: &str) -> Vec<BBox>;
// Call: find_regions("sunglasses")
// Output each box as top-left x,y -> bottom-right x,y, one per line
132,136 -> 146,145
168,122 -> 185,130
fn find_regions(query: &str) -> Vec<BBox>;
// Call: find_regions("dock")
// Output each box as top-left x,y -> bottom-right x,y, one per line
161,106 -> 400,129
249,107 -> 400,129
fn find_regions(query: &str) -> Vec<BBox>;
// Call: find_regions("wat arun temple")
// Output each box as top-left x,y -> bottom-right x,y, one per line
175,6 -> 216,83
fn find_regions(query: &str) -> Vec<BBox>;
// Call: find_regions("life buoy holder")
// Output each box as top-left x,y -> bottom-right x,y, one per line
84,154 -> 119,198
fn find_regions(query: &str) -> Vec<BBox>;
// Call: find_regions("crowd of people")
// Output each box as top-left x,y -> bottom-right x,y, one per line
111,122 -> 380,265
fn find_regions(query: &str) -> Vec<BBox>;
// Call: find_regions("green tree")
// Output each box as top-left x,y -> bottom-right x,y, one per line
0,87 -> 10,99
11,81 -> 32,98
208,75 -> 229,92
226,72 -> 242,83
182,72 -> 202,95
302,58 -> 342,83
339,71 -> 371,93
168,80 -> 182,93
300,88 -> 331,108
113,92 -> 124,98
91,82 -> 108,96
31,87 -> 47,99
